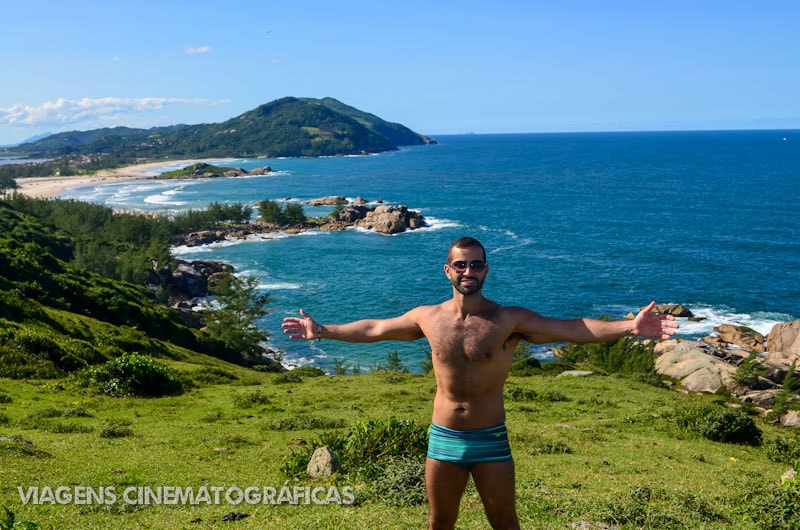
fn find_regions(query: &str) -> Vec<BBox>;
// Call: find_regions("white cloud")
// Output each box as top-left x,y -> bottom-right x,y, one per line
0,97 -> 219,128
185,45 -> 212,54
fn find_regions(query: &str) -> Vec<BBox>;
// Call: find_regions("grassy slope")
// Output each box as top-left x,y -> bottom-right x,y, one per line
0,368 -> 791,529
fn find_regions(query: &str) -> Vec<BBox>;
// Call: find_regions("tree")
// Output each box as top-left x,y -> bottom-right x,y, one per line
202,273 -> 272,365
258,199 -> 284,223
283,203 -> 306,225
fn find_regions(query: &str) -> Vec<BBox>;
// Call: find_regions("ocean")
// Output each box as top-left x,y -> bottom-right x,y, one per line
62,131 -> 800,372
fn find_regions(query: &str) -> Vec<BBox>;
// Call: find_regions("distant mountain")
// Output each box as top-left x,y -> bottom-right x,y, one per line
13,97 -> 435,159
0,132 -> 52,149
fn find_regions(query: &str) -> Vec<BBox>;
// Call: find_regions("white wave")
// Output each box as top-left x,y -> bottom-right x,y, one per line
677,304 -> 793,338
170,244 -> 216,255
143,193 -> 187,206
257,282 -> 302,290
415,216 -> 462,231
171,229 -> 325,255
490,238 -> 536,255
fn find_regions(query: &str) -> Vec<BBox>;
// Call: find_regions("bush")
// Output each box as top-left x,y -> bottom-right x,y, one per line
274,371 -> 303,384
291,366 -> 325,377
87,353 -> 183,397
233,390 -> 272,409
672,402 -> 762,446
764,435 -> 800,465
99,420 -> 133,438
732,352 -> 766,387
281,418 -> 428,484
558,335 -> 660,383
369,457 -> 427,506
509,356 -> 542,376
734,474 -> 800,530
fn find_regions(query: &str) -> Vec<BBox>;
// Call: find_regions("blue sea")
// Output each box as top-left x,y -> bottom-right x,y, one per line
62,131 -> 800,372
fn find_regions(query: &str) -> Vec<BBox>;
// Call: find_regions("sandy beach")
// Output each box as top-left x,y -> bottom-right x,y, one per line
12,159 -> 220,199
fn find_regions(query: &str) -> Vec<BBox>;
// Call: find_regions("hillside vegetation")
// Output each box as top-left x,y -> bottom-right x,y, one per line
1,195 -> 799,529
0,196 -> 277,377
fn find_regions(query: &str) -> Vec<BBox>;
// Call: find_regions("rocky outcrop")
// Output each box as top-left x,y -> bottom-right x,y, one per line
713,324 -> 765,353
307,196 -> 347,206
649,317 -> 800,427
767,320 -> 800,365
353,205 -> 426,234
178,230 -> 229,247
145,259 -> 234,303
165,164 -> 274,179
654,340 -> 735,393
625,304 -> 694,320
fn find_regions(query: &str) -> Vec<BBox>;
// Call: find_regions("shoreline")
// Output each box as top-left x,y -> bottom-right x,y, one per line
12,159 -> 231,199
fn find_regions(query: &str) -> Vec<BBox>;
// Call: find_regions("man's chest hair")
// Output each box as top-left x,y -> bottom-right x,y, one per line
427,315 -> 510,363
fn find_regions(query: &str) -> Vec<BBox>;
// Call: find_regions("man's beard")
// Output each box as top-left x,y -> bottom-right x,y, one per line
452,275 -> 484,296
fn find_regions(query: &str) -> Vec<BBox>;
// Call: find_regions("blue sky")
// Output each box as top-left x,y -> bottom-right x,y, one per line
2,1 -> 799,145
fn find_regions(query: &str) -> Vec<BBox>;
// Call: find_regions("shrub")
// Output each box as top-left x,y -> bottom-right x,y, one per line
185,366 -> 238,386
504,385 -> 567,403
504,386 -> 538,402
200,411 -> 224,423
672,402 -> 762,446
509,356 -> 542,376
764,435 -> 800,465
274,371 -> 303,384
233,390 -> 272,409
48,422 -> 93,434
558,335 -> 660,383
99,420 -> 134,439
732,351 -> 766,387
734,477 -> 800,530
292,366 -> 325,377
281,418 -> 428,484
373,351 -> 408,373
369,457 -> 427,506
87,353 -> 183,397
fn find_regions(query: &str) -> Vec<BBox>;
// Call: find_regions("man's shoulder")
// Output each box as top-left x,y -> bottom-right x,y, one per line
410,301 -> 449,315
496,304 -> 545,322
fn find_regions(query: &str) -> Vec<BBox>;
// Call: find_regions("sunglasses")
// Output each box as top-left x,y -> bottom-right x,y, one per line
449,260 -> 487,273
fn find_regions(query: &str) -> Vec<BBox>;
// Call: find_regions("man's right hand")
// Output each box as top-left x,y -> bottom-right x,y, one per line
281,309 -> 320,340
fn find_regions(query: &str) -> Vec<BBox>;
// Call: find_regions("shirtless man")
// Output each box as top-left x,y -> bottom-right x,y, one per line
281,236 -> 679,529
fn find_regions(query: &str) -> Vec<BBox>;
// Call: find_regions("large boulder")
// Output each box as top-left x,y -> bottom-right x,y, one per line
353,205 -> 425,234
766,320 -> 800,365
625,304 -> 693,320
337,205 -> 369,222
308,196 -> 347,206
306,446 -> 341,478
654,340 -> 735,393
714,324 -> 765,353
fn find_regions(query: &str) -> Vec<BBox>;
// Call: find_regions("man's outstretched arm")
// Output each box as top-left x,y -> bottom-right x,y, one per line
516,301 -> 680,344
281,308 -> 425,343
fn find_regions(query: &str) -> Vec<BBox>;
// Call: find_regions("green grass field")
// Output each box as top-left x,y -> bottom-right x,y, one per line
1,364 -> 796,529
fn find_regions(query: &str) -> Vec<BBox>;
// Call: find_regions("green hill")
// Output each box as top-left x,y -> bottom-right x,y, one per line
0,198 -> 278,379
11,97 -> 434,160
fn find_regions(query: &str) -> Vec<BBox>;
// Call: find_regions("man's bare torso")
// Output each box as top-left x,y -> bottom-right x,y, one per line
415,299 -> 524,430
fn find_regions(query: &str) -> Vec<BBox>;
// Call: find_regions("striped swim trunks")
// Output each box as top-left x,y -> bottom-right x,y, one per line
427,422 -> 512,467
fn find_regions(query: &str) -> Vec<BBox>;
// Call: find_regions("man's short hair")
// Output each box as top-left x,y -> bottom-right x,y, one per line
448,237 -> 486,262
